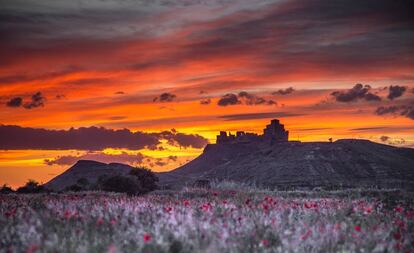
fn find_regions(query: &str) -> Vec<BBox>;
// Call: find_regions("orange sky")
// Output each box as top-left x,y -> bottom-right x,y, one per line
1,0 -> 414,188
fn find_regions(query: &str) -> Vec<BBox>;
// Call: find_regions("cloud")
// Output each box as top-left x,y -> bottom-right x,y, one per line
217,93 -> 240,106
331,84 -> 381,102
375,100 -> 414,120
6,97 -> 23,107
387,85 -> 407,100
23,92 -> 45,109
153,92 -> 176,102
4,92 -> 45,109
114,91 -> 125,95
159,130 -> 208,149
0,125 -> 208,150
217,91 -> 276,106
380,135 -> 390,142
218,112 -> 305,121
44,151 -> 145,166
272,87 -> 295,95
200,98 -> 211,105
238,91 -> 276,105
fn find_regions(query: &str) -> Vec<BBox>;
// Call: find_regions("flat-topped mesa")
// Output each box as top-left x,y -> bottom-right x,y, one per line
216,119 -> 289,144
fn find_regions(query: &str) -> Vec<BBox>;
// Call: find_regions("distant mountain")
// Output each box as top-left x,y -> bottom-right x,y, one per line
45,160 -> 135,191
158,139 -> 414,190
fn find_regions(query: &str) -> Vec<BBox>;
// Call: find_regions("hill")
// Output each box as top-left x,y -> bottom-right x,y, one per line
45,160 -> 135,191
159,139 -> 414,190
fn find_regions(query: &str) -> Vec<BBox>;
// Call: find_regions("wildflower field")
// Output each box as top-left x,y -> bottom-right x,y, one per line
1,186 -> 413,253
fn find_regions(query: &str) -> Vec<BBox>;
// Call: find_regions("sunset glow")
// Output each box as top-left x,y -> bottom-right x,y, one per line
1,0 -> 414,188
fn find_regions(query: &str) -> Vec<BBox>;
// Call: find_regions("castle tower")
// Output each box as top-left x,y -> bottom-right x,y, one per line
263,119 -> 289,142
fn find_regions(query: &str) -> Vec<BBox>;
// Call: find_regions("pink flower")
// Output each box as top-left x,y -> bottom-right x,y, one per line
26,244 -> 38,253
304,202 -> 312,209
395,206 -> 404,213
183,200 -> 190,207
261,239 -> 269,247
354,225 -> 361,232
96,218 -> 104,225
143,233 -> 152,242
164,207 -> 172,213
393,231 -> 402,240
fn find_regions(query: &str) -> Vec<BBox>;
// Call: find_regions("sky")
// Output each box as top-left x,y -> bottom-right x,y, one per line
1,0 -> 414,188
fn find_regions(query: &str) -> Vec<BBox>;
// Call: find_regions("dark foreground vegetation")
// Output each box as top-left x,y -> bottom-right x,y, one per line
0,166 -> 158,195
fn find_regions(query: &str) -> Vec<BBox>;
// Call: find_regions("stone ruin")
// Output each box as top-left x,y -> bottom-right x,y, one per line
216,119 -> 289,144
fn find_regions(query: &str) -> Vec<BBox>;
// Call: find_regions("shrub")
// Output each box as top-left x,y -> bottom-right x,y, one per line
0,184 -> 14,194
193,179 -> 211,189
129,167 -> 159,193
99,175 -> 142,195
16,180 -> 46,193
64,178 -> 91,192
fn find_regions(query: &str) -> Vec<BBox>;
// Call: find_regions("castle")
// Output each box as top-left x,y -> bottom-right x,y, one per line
216,119 -> 289,144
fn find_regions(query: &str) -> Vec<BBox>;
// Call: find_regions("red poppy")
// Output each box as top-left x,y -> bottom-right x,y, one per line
143,233 -> 152,242
261,239 -> 269,247
395,206 -> 404,213
393,231 -> 402,240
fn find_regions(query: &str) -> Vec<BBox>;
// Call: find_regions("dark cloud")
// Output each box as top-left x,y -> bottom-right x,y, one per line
159,130 -> 208,149
380,136 -> 390,142
331,84 -> 381,102
55,94 -> 66,99
114,91 -> 125,95
4,92 -> 46,109
200,98 -> 211,105
6,97 -> 22,107
351,127 -> 388,131
153,92 -> 176,102
375,105 -> 400,115
217,93 -> 240,106
238,91 -> 276,105
108,116 -> 127,121
218,112 -> 305,121
272,87 -> 295,95
375,100 -> 414,120
23,92 -> 45,109
44,151 -> 145,166
0,125 -> 208,150
217,92 -> 276,106
168,155 -> 177,161
387,85 -> 407,100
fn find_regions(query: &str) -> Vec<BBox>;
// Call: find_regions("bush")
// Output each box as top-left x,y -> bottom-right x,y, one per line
16,180 -> 46,193
95,167 -> 158,195
99,175 -> 142,195
64,178 -> 91,192
129,167 -> 159,193
0,184 -> 14,194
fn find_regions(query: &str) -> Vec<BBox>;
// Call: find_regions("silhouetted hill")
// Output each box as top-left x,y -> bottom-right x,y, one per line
45,160 -> 135,191
159,139 -> 414,190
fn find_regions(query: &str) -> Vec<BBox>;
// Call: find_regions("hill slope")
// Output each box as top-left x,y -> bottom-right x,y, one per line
45,160 -> 135,191
159,139 -> 414,190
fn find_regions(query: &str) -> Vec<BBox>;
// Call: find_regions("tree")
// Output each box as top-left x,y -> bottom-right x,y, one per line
99,175 -> 142,195
129,166 -> 159,193
0,184 -> 14,194
16,179 -> 45,193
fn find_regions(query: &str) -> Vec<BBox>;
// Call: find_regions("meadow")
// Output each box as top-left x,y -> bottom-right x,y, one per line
1,183 -> 413,253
